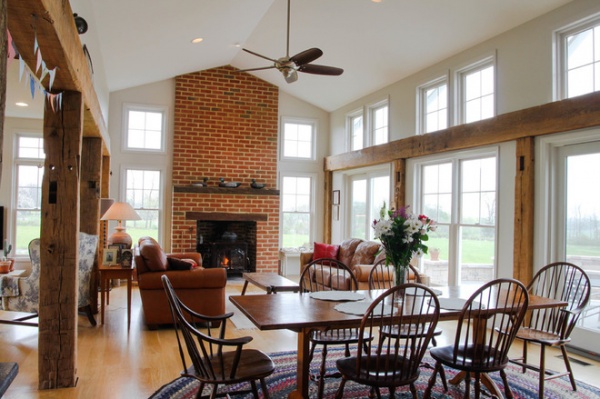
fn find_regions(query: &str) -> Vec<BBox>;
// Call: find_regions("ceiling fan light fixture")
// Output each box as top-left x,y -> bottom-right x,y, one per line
191,37 -> 204,44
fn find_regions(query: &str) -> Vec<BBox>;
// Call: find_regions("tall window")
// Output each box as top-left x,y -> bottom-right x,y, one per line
14,136 -> 45,256
420,154 -> 497,286
280,175 -> 313,247
349,111 -> 364,151
370,102 -> 389,145
123,104 -> 166,152
419,79 -> 448,134
459,61 -> 495,124
558,17 -> 600,99
124,169 -> 161,241
281,118 -> 315,160
349,171 -> 390,240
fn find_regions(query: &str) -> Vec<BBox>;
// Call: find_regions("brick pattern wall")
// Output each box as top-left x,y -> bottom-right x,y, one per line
171,66 -> 280,273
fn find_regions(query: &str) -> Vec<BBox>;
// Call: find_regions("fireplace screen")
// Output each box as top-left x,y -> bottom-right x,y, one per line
199,241 -> 249,275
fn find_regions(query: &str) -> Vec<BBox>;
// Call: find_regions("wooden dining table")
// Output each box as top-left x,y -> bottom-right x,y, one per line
229,285 -> 568,399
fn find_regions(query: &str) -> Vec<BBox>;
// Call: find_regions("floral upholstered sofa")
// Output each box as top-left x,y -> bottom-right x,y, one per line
300,239 -> 386,290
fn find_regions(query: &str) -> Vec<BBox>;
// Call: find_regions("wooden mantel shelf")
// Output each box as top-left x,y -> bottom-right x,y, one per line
174,185 -> 280,196
186,212 -> 268,222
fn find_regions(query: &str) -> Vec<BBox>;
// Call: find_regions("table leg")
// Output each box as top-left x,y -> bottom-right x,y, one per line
127,274 -> 132,330
288,328 -> 311,399
100,274 -> 106,325
241,280 -> 249,295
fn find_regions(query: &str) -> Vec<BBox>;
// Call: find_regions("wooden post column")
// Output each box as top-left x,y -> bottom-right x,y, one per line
392,159 -> 406,210
39,91 -> 83,389
513,137 -> 535,285
80,137 -> 102,313
0,0 -> 7,187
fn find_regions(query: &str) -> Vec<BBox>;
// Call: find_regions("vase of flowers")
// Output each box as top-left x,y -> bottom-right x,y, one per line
372,204 -> 436,287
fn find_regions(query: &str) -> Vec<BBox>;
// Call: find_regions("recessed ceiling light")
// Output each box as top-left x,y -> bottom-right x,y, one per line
191,37 -> 204,44
372,0 -> 383,3
15,102 -> 29,107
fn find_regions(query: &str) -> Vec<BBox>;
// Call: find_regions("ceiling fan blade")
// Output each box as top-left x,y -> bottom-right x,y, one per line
237,66 -> 277,73
290,48 -> 323,66
242,48 -> 279,64
298,64 -> 344,76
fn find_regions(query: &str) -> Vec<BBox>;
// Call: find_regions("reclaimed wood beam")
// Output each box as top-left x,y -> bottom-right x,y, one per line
0,0 -> 7,187
325,91 -> 600,172
513,137 -> 535,284
7,0 -> 108,153
39,91 -> 83,389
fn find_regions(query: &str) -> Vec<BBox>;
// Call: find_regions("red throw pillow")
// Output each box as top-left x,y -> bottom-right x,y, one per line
313,242 -> 340,260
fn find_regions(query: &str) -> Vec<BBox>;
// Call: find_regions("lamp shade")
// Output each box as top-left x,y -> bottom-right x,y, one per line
100,202 -> 141,221
100,202 -> 141,248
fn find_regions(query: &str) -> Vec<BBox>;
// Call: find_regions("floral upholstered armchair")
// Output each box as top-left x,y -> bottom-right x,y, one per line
0,232 -> 98,326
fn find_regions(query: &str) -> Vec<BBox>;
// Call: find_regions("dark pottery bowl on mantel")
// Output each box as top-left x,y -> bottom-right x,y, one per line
251,179 -> 266,189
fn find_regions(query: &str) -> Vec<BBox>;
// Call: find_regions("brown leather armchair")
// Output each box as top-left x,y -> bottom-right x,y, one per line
135,237 -> 227,329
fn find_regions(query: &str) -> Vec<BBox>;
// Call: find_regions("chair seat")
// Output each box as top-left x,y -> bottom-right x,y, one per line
430,344 -> 509,373
310,328 -> 361,344
336,354 -> 419,387
516,327 -> 568,346
189,349 -> 274,384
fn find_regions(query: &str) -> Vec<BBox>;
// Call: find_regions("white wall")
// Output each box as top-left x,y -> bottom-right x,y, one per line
327,0 -> 600,278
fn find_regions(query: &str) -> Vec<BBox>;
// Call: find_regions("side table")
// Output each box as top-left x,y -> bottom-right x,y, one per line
99,264 -> 134,330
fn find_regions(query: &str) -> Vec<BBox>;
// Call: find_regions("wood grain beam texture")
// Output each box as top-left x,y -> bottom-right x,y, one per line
39,91 -> 83,389
7,0 -> 108,150
514,137 -> 535,284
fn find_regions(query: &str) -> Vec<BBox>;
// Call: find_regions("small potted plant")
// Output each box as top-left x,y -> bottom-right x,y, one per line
0,240 -> 13,273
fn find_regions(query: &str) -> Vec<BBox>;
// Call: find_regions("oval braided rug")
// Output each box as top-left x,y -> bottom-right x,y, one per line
149,347 -> 600,399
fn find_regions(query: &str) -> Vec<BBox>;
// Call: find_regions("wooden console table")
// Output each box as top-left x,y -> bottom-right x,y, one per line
99,264 -> 134,330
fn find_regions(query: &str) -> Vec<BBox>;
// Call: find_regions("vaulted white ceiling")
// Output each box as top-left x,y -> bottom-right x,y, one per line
6,0 -> 572,118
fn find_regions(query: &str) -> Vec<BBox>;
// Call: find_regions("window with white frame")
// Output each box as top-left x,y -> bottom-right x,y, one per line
349,170 -> 390,241
557,16 -> 600,99
348,111 -> 364,151
418,152 -> 497,286
280,175 -> 313,247
14,135 -> 45,256
123,104 -> 166,152
281,118 -> 315,160
124,169 -> 162,241
419,78 -> 448,134
370,102 -> 389,146
459,61 -> 495,124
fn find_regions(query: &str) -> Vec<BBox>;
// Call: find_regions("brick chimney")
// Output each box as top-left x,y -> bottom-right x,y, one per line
171,66 -> 280,273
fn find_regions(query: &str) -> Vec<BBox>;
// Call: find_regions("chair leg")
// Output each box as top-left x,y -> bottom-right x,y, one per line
409,382 -> 418,399
335,377 -> 347,399
560,345 -> 577,391
250,380 -> 259,398
464,371 -> 471,399
209,383 -> 219,399
318,344 -> 328,399
500,369 -> 513,399
260,378 -> 270,399
521,340 -> 528,373
539,344 -> 546,398
474,372 -> 481,399
80,305 -> 97,326
423,361 -> 440,399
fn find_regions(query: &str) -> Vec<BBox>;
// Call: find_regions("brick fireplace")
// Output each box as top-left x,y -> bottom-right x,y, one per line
170,66 -> 280,274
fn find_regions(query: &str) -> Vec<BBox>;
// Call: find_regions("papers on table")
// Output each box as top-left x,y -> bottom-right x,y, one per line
309,291 -> 365,301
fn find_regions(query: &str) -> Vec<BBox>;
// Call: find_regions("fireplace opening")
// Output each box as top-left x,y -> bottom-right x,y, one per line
197,221 -> 256,276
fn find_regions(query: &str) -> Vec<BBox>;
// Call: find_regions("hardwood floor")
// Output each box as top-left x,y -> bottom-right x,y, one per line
0,278 -> 599,398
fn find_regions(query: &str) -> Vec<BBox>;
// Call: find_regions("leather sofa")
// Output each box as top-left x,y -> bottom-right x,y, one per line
300,238 -> 386,290
135,237 -> 227,329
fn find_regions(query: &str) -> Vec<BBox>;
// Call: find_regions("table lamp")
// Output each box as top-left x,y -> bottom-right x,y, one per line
100,201 -> 141,248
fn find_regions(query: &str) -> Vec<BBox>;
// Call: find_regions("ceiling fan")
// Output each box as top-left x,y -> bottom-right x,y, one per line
239,0 -> 343,83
